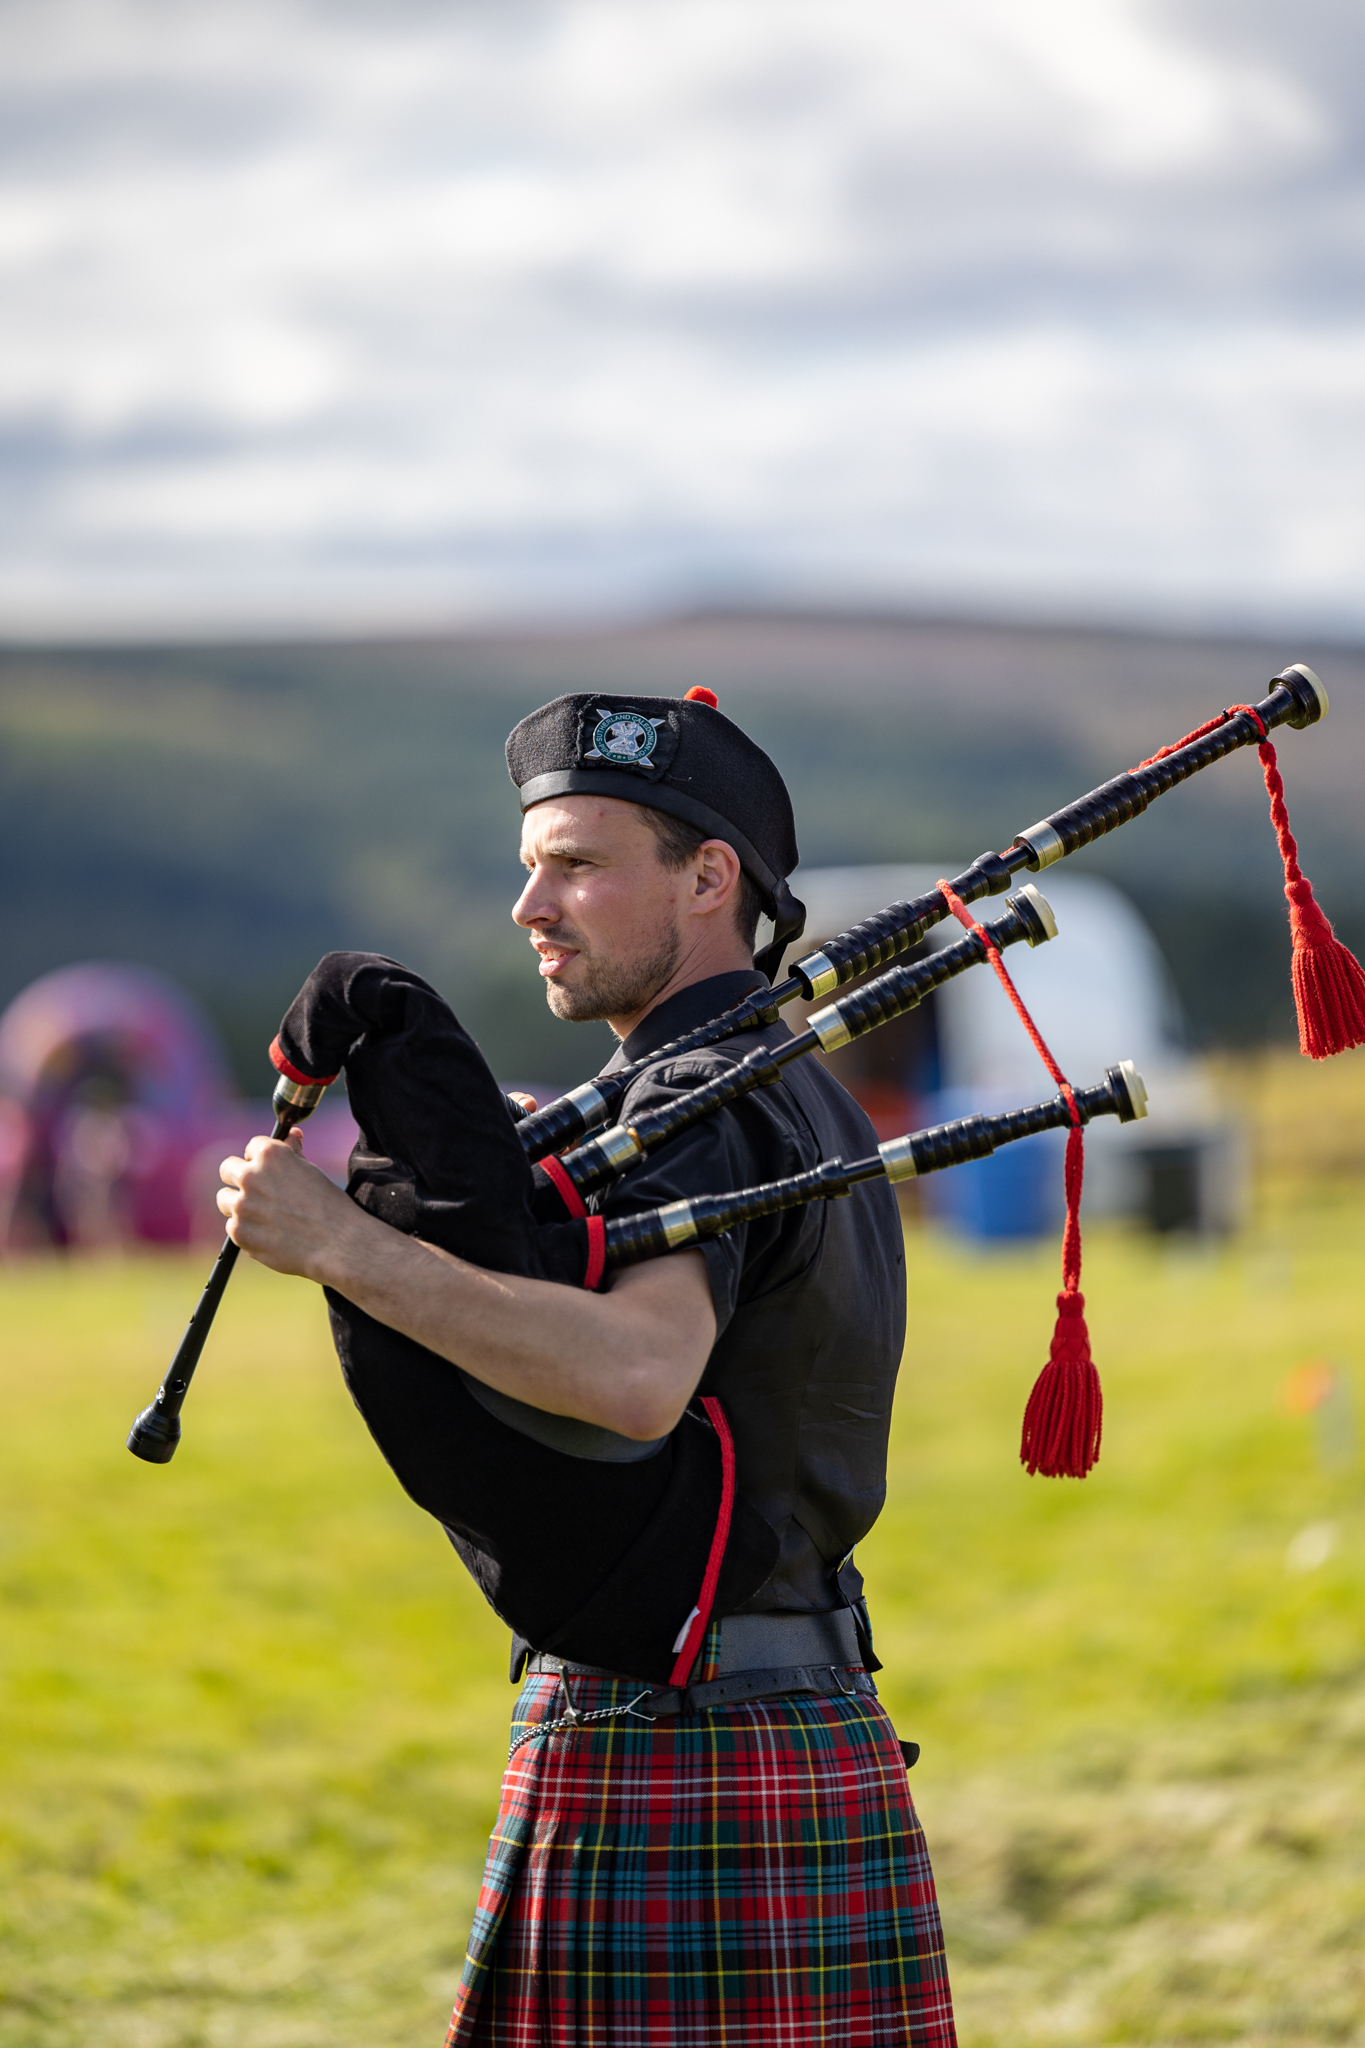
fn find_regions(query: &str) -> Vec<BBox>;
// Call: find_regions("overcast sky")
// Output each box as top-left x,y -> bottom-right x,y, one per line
2,0 -> 1363,636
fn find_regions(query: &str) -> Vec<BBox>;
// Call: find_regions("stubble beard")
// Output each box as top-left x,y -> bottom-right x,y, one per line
543,926 -> 682,1025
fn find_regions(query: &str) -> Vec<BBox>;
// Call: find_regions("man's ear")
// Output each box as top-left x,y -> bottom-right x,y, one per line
691,839 -> 743,917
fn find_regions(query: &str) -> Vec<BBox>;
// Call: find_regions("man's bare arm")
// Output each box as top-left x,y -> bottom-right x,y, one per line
218,1133 -> 715,1441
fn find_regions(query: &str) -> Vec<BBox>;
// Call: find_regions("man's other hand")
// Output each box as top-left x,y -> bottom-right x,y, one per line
218,1132 -> 358,1281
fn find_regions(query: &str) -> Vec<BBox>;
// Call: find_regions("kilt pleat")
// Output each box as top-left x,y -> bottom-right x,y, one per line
446,1664 -> 956,2048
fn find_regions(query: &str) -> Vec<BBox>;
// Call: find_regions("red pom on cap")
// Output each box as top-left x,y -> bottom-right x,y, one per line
683,686 -> 719,708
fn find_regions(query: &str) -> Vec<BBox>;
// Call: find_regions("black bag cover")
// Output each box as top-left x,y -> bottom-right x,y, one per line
275,953 -> 778,1679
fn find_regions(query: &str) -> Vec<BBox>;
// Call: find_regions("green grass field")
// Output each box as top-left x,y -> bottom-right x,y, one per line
2,1053 -> 1364,2046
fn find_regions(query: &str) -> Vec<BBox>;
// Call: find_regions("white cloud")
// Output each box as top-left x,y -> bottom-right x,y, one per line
0,0 -> 1358,633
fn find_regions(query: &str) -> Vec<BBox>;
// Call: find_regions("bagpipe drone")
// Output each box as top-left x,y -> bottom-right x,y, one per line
124,661 -> 1358,1677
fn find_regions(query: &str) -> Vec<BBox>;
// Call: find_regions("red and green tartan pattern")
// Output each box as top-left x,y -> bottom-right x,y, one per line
445,1659 -> 957,2048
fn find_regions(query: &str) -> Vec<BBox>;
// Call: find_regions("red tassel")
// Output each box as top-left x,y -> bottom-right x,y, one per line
1258,741 -> 1365,1057
937,885 -> 1104,1481
1019,1123 -> 1101,1478
1020,1290 -> 1103,1478
1290,907 -> 1365,1058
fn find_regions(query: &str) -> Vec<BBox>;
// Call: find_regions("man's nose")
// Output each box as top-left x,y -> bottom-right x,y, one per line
512,868 -> 556,928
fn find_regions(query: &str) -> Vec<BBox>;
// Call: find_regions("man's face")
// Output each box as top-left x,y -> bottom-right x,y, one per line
513,796 -> 691,1026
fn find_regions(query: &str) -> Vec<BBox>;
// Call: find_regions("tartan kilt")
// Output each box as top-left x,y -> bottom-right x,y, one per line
446,1654 -> 956,2048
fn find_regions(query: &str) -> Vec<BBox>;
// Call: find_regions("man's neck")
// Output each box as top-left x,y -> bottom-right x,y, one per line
607,935 -> 756,1042
603,965 -> 771,1074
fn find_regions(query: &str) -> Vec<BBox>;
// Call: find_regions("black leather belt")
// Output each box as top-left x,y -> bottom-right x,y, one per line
525,1607 -> 876,1717
512,1610 -> 919,1764
524,1656 -> 877,1719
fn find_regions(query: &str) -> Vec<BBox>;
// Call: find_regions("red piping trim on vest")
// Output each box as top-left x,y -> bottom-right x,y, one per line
668,1395 -> 736,1687
541,1153 -> 587,1218
582,1215 -> 606,1291
269,1036 -> 339,1087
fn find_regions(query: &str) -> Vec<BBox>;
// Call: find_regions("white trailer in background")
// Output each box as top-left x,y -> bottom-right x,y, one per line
788,865 -> 1245,1239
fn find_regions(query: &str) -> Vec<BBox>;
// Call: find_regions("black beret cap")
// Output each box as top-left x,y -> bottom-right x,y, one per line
506,688 -> 805,980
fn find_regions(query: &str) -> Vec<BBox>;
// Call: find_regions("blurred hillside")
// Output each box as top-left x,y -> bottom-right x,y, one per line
1,614 -> 1360,1088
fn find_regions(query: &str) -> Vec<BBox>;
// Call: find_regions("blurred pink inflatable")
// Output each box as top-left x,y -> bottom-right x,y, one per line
0,963 -> 357,1250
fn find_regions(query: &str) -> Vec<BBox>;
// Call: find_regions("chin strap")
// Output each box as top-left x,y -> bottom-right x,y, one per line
754,877 -> 806,985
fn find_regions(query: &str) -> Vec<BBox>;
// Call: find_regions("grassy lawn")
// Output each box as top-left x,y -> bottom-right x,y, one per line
2,1050 -> 1364,2045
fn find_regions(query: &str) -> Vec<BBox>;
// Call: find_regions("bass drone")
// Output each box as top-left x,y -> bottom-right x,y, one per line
126,933 -> 1141,1686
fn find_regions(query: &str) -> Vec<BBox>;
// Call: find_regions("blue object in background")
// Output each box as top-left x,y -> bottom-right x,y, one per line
919,1088 -> 1067,1241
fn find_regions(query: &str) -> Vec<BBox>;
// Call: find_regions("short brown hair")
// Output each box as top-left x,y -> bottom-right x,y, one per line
639,808 -> 766,953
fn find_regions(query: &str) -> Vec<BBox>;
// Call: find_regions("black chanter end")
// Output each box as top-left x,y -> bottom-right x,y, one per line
125,1037 -> 332,1466
127,1398 -> 181,1463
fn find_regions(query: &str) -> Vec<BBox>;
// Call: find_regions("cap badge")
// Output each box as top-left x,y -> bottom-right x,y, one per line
585,708 -> 666,767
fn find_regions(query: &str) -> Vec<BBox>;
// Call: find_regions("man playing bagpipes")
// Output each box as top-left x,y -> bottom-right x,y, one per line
217,687 -> 957,2048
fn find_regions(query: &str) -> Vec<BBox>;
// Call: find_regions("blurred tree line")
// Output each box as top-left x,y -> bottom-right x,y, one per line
0,614 -> 1359,1091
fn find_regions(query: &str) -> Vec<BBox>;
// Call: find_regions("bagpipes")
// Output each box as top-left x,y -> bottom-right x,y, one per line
124,661 -> 1359,1677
